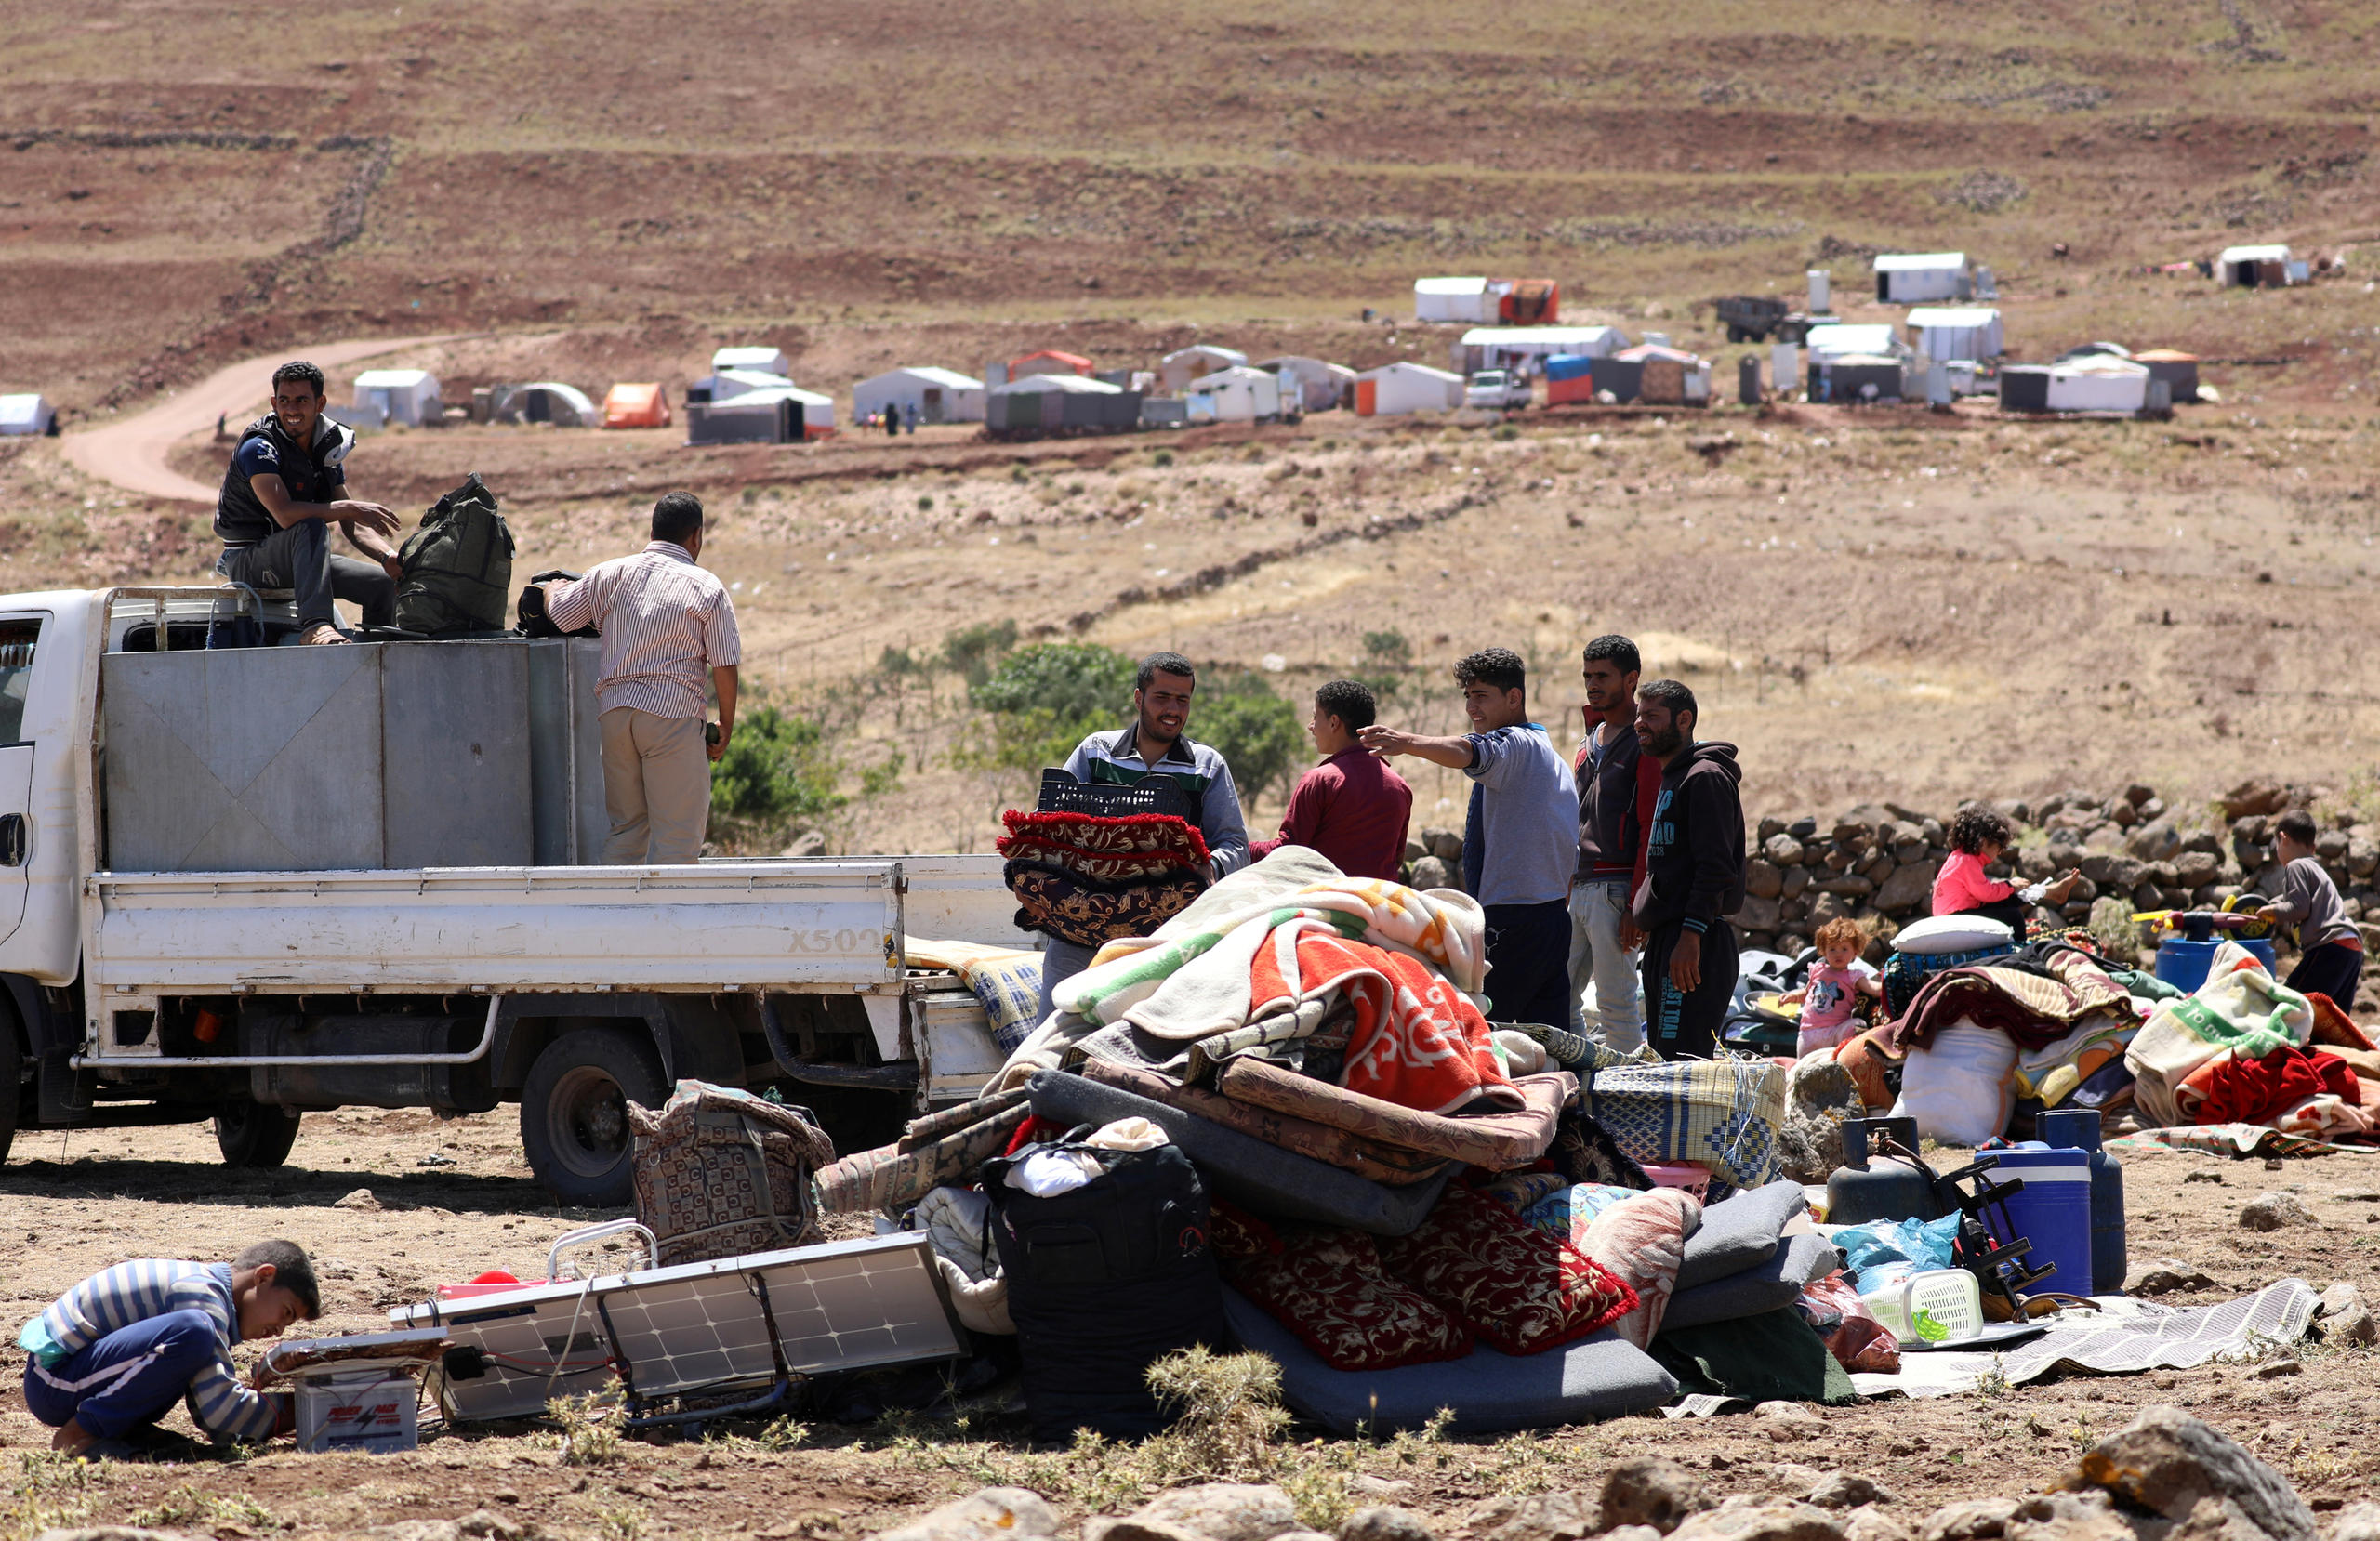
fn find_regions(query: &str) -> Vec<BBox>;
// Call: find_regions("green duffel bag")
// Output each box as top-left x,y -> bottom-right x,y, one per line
395,471 -> 516,637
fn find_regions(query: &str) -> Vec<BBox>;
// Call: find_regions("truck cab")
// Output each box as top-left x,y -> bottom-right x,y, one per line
0,586 -> 1022,1203
1463,370 -> 1531,411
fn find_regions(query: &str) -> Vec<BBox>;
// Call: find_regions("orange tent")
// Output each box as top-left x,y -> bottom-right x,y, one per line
602,383 -> 670,428
1009,349 -> 1093,379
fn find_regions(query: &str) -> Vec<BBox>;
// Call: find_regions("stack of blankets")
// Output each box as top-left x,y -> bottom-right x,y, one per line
1000,810 -> 1210,950
2125,942 -> 2380,1140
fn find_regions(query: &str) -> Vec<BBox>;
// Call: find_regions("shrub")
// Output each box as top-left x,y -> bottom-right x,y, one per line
1194,672 -> 1306,807
710,706 -> 844,827
940,619 -> 1019,688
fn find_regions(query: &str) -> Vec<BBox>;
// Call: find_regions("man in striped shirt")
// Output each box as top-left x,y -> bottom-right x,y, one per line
549,492 -> 743,863
20,1241 -> 320,1455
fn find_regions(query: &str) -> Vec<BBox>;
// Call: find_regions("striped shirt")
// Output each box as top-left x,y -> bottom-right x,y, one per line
29,1260 -> 284,1442
547,541 -> 743,719
1062,727 -> 1250,876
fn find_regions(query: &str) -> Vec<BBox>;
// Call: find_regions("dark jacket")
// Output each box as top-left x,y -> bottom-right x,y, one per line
1575,719 -> 1660,885
216,415 -> 352,546
1631,740 -> 1746,935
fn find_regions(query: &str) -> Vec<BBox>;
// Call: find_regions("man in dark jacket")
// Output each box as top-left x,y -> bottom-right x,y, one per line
1571,634 -> 1659,1051
214,361 -> 402,643
1629,679 -> 1745,1060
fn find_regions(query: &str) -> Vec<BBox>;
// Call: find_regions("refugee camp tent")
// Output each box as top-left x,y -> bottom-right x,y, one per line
1599,344 -> 1711,405
1543,354 -> 1596,406
986,373 -> 1141,436
1355,362 -> 1463,415
2215,245 -> 2294,287
1874,253 -> 1973,303
853,366 -> 986,426
352,369 -> 442,428
1157,346 -> 1249,393
1414,277 -> 1501,323
2134,349 -> 2202,403
712,346 -> 791,377
1010,349 -> 1094,381
1257,357 -> 1356,413
1810,355 -> 1904,403
0,394 -> 57,436
686,383 -> 835,445
1805,323 -> 1911,364
1185,366 -> 1281,423
602,383 -> 671,429
1500,279 -> 1559,324
2043,354 -> 2152,414
496,382 -> 598,427
1453,326 -> 1628,377
1905,307 -> 2004,363
1998,365 -> 2051,414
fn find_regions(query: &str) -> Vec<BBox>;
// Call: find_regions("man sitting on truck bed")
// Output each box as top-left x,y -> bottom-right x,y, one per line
548,491 -> 742,864
215,361 -> 405,645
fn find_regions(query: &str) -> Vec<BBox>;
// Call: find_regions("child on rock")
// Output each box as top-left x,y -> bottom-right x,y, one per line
1932,806 -> 2077,940
1781,915 -> 1884,1057
19,1241 -> 320,1457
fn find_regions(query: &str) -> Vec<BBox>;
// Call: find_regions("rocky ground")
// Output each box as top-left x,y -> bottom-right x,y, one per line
3,1111 -> 2379,1540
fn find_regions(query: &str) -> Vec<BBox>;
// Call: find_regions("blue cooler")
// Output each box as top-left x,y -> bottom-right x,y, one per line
1985,1148 -> 2095,1298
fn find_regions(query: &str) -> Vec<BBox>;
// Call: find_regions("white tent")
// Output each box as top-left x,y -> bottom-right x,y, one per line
352,369 -> 442,428
1157,346 -> 1249,393
1873,252 -> 1972,304
1357,362 -> 1463,415
2215,244 -> 2294,287
688,383 -> 836,445
853,366 -> 985,426
693,368 -> 795,404
1905,307 -> 2004,363
496,381 -> 598,427
2044,354 -> 2150,414
1805,323 -> 1911,363
1258,357 -> 1356,413
0,394 -> 58,436
1454,325 -> 1627,375
1185,366 -> 1281,423
1414,277 -> 1507,324
712,346 -> 792,376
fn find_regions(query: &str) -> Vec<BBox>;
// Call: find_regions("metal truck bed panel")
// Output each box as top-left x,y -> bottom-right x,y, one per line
84,862 -> 904,993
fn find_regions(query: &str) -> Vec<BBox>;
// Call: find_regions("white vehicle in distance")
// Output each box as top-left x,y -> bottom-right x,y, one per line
1463,369 -> 1532,410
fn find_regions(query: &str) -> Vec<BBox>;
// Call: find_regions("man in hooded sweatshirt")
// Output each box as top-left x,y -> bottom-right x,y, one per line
1629,679 -> 1745,1060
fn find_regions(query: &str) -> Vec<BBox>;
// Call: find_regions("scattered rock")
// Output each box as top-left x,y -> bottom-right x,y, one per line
1843,1510 -> 1914,1541
2238,1193 -> 2318,1231
1350,1479 -> 1416,1502
2127,1258 -> 2219,1295
1409,856 -> 1453,890
2171,1497 -> 2287,1541
1810,1479 -> 1900,1512
2324,1301 -> 2377,1345
2324,1502 -> 2380,1541
2001,1492 -> 2138,1541
2184,1172 -> 2228,1185
1601,1457 -> 1717,1534
1919,1499 -> 2021,1541
35,1530 -> 205,1541
1669,1502 -> 1845,1541
1464,1492 -> 1600,1541
1338,1509 -> 1435,1541
2060,1405 -> 2317,1541
336,1187 -> 382,1211
1765,1467 -> 1828,1497
1754,1401 -> 1824,1442
1088,1521 -> 1210,1541
2318,1282 -> 2363,1316
1104,1489 -> 1297,1541
881,1490 -> 1060,1541
369,1515 -> 536,1541
2251,1359 -> 2301,1379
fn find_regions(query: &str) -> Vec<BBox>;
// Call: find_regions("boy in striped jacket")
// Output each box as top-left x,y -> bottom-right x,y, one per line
18,1241 -> 320,1456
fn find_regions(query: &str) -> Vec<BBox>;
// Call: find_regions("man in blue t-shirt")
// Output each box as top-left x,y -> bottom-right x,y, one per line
215,361 -> 403,643
1360,647 -> 1579,1030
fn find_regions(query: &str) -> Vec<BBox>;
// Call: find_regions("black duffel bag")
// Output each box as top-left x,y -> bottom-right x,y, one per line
985,1134 -> 1225,1444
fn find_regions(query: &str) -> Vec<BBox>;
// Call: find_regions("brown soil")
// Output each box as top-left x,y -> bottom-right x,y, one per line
0,1113 -> 2374,1538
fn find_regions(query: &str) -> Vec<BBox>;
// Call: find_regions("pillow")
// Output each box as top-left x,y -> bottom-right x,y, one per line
1226,1229 -> 1474,1373
1517,1183 -> 1646,1248
1661,1230 -> 1843,1333
1378,1185 -> 1637,1356
1578,1189 -> 1701,1349
1891,914 -> 2016,956
1675,1179 -> 1807,1291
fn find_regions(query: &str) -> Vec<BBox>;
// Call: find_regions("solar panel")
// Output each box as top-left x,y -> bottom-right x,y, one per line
392,1232 -> 965,1424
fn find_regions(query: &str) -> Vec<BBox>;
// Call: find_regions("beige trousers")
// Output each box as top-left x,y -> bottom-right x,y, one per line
599,706 -> 711,864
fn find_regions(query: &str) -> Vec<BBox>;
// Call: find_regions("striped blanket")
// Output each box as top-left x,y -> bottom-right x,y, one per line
1587,1057 -> 1787,1199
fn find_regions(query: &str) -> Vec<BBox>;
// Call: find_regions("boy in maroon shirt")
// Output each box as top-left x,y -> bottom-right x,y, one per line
1250,680 -> 1414,881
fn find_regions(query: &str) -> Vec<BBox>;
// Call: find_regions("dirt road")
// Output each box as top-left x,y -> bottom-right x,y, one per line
61,336 -> 464,504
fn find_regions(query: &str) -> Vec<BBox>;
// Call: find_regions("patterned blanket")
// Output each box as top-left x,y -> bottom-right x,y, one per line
998,809 -> 1211,868
815,1088 -> 1033,1213
1587,1057 -> 1788,1199
1250,925 -> 1513,1113
904,938 -> 1048,1054
1888,961 -> 2136,1055
1079,1060 -> 1450,1185
2126,943 -> 2315,1128
1216,1058 -> 1573,1168
1005,861 -> 1210,949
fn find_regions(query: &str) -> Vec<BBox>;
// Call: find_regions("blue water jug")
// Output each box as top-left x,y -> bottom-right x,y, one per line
2037,1109 -> 2125,1295
1984,1147 -> 2094,1298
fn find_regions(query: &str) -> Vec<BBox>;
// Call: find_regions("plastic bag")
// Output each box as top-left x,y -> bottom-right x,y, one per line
1833,1212 -> 1962,1297
1794,1270 -> 1900,1373
1896,1016 -> 2019,1146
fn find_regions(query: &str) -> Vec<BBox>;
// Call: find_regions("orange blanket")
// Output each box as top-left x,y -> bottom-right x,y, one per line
1248,926 -> 1512,1114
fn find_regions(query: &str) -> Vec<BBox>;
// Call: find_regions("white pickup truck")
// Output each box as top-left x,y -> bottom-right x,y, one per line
1462,370 -> 1532,411
0,586 -> 1026,1203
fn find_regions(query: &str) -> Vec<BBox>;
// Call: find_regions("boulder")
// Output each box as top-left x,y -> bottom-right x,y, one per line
1464,1492 -> 1600,1541
880,1490 -> 1061,1541
1814,874 -> 1874,898
2175,851 -> 2222,886
2124,784 -> 2158,806
1753,1401 -> 1824,1443
1668,1505 -> 1845,1541
2238,1192 -> 2317,1231
1809,1479 -> 1899,1511
2080,853 -> 2146,889
1738,894 -> 1785,933
1403,838 -> 1428,866
1338,1510 -> 1436,1541
1875,860 -> 1938,914
1780,1058 -> 1862,1183
1765,835 -> 1806,866
1759,818 -> 1788,843
1790,817 -> 1818,839
2001,1493 -> 2143,1541
2109,800 -> 2139,829
2059,1405 -> 2317,1541
2319,1284 -> 2376,1345
1747,858 -> 1786,901
1600,1457 -> 1717,1534
1842,1510 -> 1913,1541
1429,831 -> 1463,863
2325,1504 -> 2380,1541
2350,838 -> 2379,880
1782,865 -> 1812,900
1808,892 -> 1854,929
1918,1501 -> 2021,1541
1350,1479 -> 1416,1502
2125,1258 -> 2217,1296
2222,780 -> 2288,820
1128,1487 -> 1300,1541
2127,816 -> 2182,862
1409,856 -> 1453,890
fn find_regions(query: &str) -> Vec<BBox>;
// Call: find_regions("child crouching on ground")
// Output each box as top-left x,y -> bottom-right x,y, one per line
2259,809 -> 2365,1010
1782,915 -> 1884,1057
19,1240 -> 319,1457
1931,806 -> 2078,940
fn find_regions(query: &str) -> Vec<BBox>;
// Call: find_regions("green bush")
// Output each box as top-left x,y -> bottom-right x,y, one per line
960,641 -> 1136,774
939,619 -> 1018,688
710,706 -> 845,826
1194,673 -> 1306,807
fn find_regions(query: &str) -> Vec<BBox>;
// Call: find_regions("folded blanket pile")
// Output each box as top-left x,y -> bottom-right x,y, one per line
1001,810 -> 1212,948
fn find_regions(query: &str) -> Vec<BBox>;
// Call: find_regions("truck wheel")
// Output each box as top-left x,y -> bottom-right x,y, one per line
521,1027 -> 666,1206
216,1101 -> 302,1168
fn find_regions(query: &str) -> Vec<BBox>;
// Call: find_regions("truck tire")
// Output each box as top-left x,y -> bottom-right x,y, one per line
521,1027 -> 666,1206
216,1101 -> 302,1168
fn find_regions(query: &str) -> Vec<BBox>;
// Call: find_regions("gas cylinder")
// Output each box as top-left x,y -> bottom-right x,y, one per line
1825,1115 -> 1944,1226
